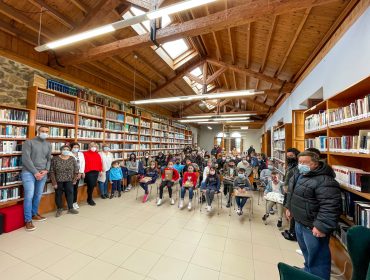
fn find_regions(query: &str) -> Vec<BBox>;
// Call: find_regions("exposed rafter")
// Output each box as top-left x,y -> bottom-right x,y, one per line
260,15 -> 278,73
245,23 -> 251,68
132,51 -> 167,81
69,0 -> 89,14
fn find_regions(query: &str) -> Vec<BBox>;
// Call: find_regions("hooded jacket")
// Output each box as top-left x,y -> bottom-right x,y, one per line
286,161 -> 341,234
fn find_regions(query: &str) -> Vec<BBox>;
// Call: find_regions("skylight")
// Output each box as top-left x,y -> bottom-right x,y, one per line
162,39 -> 189,59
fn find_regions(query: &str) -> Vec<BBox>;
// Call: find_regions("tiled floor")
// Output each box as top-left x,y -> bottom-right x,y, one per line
0,189 -> 338,280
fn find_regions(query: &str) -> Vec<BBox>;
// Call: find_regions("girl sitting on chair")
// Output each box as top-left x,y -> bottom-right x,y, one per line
201,166 -> 220,212
157,161 -> 179,206
179,164 -> 198,210
139,161 -> 159,203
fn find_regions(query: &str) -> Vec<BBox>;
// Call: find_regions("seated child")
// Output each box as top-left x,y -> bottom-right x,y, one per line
201,159 -> 212,189
157,161 -> 180,206
139,161 -> 159,203
222,160 -> 238,207
109,160 -> 123,198
179,164 -> 198,210
120,160 -> 128,192
262,171 -> 284,228
201,166 -> 220,212
233,168 -> 252,216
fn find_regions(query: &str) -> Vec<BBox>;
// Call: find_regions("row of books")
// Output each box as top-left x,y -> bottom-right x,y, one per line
124,144 -> 139,150
152,122 -> 167,130
273,128 -> 285,140
152,137 -> 161,142
0,109 -> 28,124
106,111 -> 124,122
126,116 -> 140,125
305,110 -> 328,132
105,133 -> 123,140
141,120 -> 151,128
341,191 -> 370,228
37,108 -> 75,125
175,133 -> 185,140
0,141 -> 22,154
333,222 -> 349,250
50,142 -> 68,152
77,90 -> 123,110
112,152 -> 123,160
140,128 -> 151,135
79,117 -> 102,129
124,125 -> 138,134
107,144 -> 123,150
0,187 -> 21,202
329,136 -> 358,153
333,165 -> 370,192
153,131 -> 164,137
0,156 -> 22,170
140,136 -> 151,142
152,144 -> 161,149
140,144 -> 150,149
0,172 -> 21,186
37,91 -> 76,112
305,136 -> 327,151
106,121 -> 123,131
273,140 -> 285,150
273,151 -> 286,162
79,102 -> 103,117
48,127 -> 75,138
78,130 -> 102,139
126,135 -> 139,141
47,79 -> 77,96
328,94 -> 370,126
0,125 -> 27,138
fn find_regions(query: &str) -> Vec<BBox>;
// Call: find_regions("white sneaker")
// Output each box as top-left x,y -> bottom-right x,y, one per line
236,208 -> 241,215
170,198 -> 175,205
179,200 -> 184,209
187,202 -> 192,210
207,205 -> 211,212
127,184 -> 132,191
296,249 -> 303,256
73,203 -> 79,209
157,199 -> 162,206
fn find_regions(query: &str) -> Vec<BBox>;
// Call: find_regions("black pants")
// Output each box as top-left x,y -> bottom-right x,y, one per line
73,181 -> 79,203
127,172 -> 138,185
55,181 -> 73,210
85,171 -> 99,202
159,180 -> 174,199
290,217 -> 296,235
224,182 -> 233,201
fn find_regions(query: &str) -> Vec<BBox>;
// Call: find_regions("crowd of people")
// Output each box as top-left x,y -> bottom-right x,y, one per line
21,126 -> 341,280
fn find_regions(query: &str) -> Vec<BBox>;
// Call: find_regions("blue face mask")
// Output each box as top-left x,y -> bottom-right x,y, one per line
298,164 -> 310,174
238,174 -> 244,178
61,150 -> 70,156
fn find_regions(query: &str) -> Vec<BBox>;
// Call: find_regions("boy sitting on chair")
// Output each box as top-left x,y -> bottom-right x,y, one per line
157,161 -> 179,206
233,168 -> 252,216
262,171 -> 284,228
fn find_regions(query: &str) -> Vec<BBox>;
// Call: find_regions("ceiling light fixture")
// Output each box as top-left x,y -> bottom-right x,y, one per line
131,90 -> 264,105
35,0 -> 217,52
184,113 -> 254,119
207,126 -> 213,130
179,117 -> 250,123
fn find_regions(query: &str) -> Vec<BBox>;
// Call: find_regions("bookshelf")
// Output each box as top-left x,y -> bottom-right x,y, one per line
261,130 -> 271,157
292,110 -> 305,152
303,76 -> 370,280
272,123 -> 292,180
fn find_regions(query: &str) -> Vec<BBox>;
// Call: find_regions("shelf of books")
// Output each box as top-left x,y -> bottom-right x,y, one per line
303,76 -> 370,280
272,123 -> 292,181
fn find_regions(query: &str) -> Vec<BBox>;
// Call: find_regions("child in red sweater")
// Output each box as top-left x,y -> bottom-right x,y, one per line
157,161 -> 179,206
179,164 -> 198,210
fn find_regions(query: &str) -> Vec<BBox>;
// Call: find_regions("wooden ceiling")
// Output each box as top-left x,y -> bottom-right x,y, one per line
0,0 -> 359,128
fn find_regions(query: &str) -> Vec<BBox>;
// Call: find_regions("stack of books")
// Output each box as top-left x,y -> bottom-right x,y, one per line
0,156 -> 22,170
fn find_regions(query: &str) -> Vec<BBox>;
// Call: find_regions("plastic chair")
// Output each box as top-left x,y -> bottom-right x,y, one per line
199,189 -> 222,215
347,226 -> 370,280
135,178 -> 158,201
229,189 -> 254,221
277,262 -> 323,280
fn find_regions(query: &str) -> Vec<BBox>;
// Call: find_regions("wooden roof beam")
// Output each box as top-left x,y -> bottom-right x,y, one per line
232,71 -> 237,90
69,0 -> 89,14
260,15 -> 278,72
186,73 -> 203,85
125,0 -> 151,10
206,66 -> 227,84
132,51 -> 167,82
246,23 -> 251,68
0,19 -> 38,45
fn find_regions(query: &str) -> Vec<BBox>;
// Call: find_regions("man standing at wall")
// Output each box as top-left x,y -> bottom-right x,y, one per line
21,126 -> 52,231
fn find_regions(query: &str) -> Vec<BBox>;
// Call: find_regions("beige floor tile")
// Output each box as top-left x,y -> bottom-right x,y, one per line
119,231 -> 152,247
69,259 -> 117,280
199,233 -> 226,252
98,243 -> 137,266
175,229 -> 203,244
0,261 -> 41,280
121,249 -> 161,275
164,240 -> 198,262
156,224 -> 183,239
205,223 -> 229,237
119,216 -> 149,229
82,220 -> 115,236
219,273 -> 249,280
227,228 -> 252,242
78,237 -> 116,257
191,247 -> 223,271
55,229 -> 97,250
182,263 -> 220,280
29,271 -> 61,280
45,251 -> 94,280
137,222 -> 162,234
107,268 -> 145,280
184,219 -> 208,232
0,251 -> 21,272
221,253 -> 254,279
281,249 -> 305,267
224,239 -> 253,258
251,232 -> 280,249
253,244 -> 283,264
25,244 -> 72,270
101,226 -> 134,242
148,256 -> 188,280
254,260 -> 280,280
140,235 -> 173,254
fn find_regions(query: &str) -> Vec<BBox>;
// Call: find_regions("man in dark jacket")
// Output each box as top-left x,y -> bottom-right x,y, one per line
286,151 -> 341,280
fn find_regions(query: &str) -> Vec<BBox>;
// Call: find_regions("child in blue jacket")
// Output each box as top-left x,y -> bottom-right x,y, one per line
139,161 -> 159,203
110,160 -> 123,199
201,166 -> 220,212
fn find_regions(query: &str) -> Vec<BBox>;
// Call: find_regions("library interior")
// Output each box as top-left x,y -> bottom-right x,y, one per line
0,0 -> 369,280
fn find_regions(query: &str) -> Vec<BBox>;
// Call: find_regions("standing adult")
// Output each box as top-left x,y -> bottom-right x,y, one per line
50,145 -> 79,217
21,126 -> 52,231
83,142 -> 102,206
247,145 -> 255,156
155,152 -> 166,173
211,145 -> 218,157
286,151 -> 341,280
69,142 -> 85,209
98,144 -> 113,199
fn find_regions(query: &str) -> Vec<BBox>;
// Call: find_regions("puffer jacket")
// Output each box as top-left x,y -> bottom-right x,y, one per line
286,161 -> 341,234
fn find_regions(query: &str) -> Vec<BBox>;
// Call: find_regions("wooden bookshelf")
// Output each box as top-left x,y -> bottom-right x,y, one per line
261,130 -> 271,157
271,123 -> 292,180
292,110 -> 305,152
303,75 -> 370,280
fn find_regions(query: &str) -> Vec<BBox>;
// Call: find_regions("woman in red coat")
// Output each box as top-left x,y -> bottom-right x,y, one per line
83,142 -> 102,206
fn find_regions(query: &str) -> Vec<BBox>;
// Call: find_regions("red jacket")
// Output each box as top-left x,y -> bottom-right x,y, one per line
161,167 -> 179,181
182,172 -> 198,188
83,150 -> 103,173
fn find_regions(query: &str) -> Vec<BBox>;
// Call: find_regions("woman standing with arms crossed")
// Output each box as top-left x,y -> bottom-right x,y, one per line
83,142 -> 102,206
98,144 -> 114,199
69,142 -> 85,209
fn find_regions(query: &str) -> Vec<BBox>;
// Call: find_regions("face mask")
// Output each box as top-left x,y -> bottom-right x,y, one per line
61,150 -> 70,156
268,165 -> 273,170
103,147 -> 110,152
145,156 -> 149,158
176,161 -> 180,164
72,148 -> 79,153
242,160 -> 247,164
39,133 -> 48,139
298,164 -> 310,174
90,147 -> 97,152
229,165 -> 234,169
238,174 -> 244,178
287,157 -> 297,165
210,171 -> 215,175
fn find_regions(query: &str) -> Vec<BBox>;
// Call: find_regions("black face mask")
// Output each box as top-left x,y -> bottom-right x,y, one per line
286,157 -> 297,166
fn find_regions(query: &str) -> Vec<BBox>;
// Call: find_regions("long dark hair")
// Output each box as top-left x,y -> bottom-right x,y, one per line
129,153 -> 136,162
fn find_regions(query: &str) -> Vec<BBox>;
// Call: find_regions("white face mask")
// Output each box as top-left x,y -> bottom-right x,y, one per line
72,148 -> 79,153
61,150 -> 70,156
103,147 -> 110,152
39,132 -> 48,139
90,147 -> 97,152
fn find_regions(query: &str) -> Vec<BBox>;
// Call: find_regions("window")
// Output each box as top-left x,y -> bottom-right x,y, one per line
231,132 -> 241,138
162,39 -> 189,60
217,132 -> 227,138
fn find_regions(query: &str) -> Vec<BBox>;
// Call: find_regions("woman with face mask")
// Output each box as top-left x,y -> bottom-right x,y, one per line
50,145 -> 79,217
142,152 -> 151,168
69,142 -> 85,210
83,142 -> 103,206
126,153 -> 140,191
98,144 -> 114,199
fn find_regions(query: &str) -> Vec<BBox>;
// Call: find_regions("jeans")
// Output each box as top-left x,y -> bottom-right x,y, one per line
295,222 -> 331,280
55,181 -> 73,210
22,170 -> 47,222
235,196 -> 248,209
85,171 -> 99,202
180,187 -> 194,200
111,180 -> 121,193
205,189 -> 215,206
99,170 -> 110,195
159,180 -> 174,199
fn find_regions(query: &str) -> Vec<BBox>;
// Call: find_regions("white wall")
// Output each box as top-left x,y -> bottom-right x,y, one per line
265,7 -> 370,130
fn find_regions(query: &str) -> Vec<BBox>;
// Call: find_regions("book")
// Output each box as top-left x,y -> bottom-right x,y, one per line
0,108 -> 29,123
46,126 -> 75,138
106,121 -> 123,131
0,171 -> 21,186
79,101 -> 103,117
36,108 -> 75,125
0,125 -> 27,138
333,165 -> 370,192
305,110 -> 328,132
37,91 -> 76,111
79,117 -> 102,129
0,156 -> 21,170
0,141 -> 23,154
106,111 -> 124,122
305,136 -> 327,151
0,186 -> 20,202
78,130 -> 102,139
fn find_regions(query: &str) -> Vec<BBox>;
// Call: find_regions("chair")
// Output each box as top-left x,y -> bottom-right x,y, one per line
277,262 -> 323,280
347,226 -> 370,280
156,179 -> 179,203
255,179 -> 266,205
229,189 -> 254,221
135,178 -> 158,202
178,172 -> 199,211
